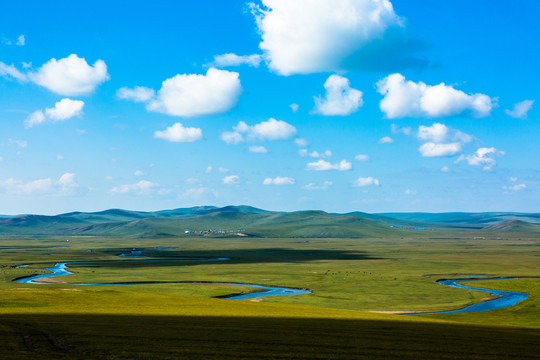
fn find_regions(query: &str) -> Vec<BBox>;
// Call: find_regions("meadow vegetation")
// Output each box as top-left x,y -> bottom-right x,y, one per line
0,220 -> 539,358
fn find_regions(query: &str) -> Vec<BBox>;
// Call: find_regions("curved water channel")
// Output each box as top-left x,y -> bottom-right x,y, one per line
13,249 -> 530,311
412,277 -> 529,315
13,250 -> 311,300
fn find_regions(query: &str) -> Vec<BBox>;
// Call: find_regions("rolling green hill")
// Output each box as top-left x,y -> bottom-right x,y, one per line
1,206 -> 539,237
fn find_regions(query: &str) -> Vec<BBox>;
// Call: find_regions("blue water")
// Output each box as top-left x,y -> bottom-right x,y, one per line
13,259 -> 311,300
412,277 -> 529,315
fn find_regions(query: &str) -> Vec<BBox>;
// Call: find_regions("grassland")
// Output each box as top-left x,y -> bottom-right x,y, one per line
0,226 -> 539,359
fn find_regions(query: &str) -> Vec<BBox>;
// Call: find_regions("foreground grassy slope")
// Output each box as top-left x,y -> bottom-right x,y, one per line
1,288 -> 539,359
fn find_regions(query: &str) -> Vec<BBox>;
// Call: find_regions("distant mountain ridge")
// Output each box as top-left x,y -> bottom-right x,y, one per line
378,212 -> 540,225
0,206 -> 539,237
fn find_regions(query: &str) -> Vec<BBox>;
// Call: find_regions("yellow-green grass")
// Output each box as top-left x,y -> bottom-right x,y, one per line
1,234 -> 539,317
1,288 -> 539,359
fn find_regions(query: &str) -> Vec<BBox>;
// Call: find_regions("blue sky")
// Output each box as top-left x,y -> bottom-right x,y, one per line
0,0 -> 538,215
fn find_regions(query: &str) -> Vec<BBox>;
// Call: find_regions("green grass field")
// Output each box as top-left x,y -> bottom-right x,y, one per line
1,230 -> 539,359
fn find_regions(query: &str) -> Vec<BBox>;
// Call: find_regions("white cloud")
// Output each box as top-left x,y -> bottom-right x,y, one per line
503,183 -> 526,191
417,123 -> 448,143
184,177 -> 199,184
378,136 -> 394,144
299,149 -> 332,158
391,123 -> 412,135
290,103 -> 299,112
249,145 -> 268,153
263,176 -> 295,185
205,166 -> 213,173
510,177 -> 518,182
117,86 -> 155,102
25,99 -> 84,128
23,111 -> 43,128
57,154 -> 64,160
222,175 -> 240,184
249,0 -> 402,75
221,131 -> 244,145
415,123 -> 473,157
58,173 -> 77,187
134,171 -> 144,177
304,181 -> 332,190
404,189 -> 416,195
306,159 -> 351,171
0,62 -> 28,81
16,35 -> 25,46
218,167 -> 230,173
30,54 -> 109,96
353,176 -> 380,187
441,166 -> 450,173
8,138 -> 27,148
45,98 -> 84,120
211,53 -> 263,67
182,187 -> 217,200
221,118 -> 297,144
505,100 -> 534,119
294,138 -> 308,147
0,173 -> 78,195
377,73 -> 495,118
418,142 -> 462,157
455,147 -> 505,171
111,180 -> 158,195
146,68 -> 241,117
355,154 -> 369,162
313,74 -> 363,116
154,123 -> 202,143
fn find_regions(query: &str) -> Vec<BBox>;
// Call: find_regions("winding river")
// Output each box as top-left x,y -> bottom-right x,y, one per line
13,249 -> 530,311
13,253 -> 311,300
412,277 -> 529,315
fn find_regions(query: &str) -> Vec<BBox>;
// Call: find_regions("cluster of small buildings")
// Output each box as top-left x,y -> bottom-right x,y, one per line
390,225 -> 426,230
184,229 -> 245,236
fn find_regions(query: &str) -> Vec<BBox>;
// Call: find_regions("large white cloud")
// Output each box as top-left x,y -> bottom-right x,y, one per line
30,54 -> 109,96
221,118 -> 297,144
455,147 -> 505,171
249,0 -> 402,75
146,68 -> 241,117
377,73 -> 495,118
505,99 -> 534,119
263,176 -> 295,185
313,75 -> 363,116
25,98 -> 84,128
153,123 -> 202,143
211,53 -> 263,68
306,159 -> 351,171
